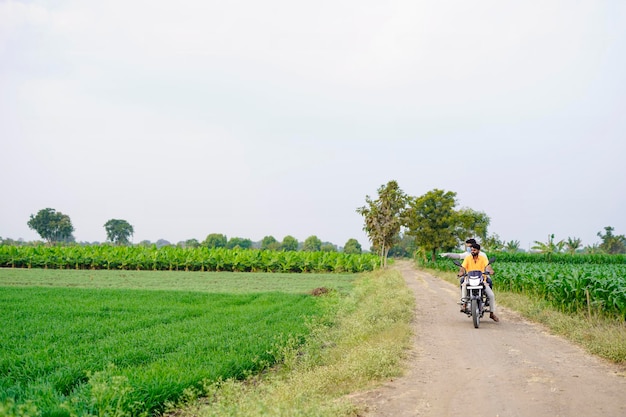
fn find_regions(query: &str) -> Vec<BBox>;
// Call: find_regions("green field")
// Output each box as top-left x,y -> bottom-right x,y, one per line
0,269 -> 355,416
420,255 -> 626,319
0,268 -> 355,293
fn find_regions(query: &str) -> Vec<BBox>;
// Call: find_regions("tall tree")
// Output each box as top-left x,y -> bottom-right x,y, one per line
103,219 -> 134,245
388,232 -> 418,258
356,180 -> 408,267
261,235 -> 280,251
482,233 -> 503,252
597,226 -> 626,254
280,235 -> 299,252
320,242 -> 337,252
343,238 -> 362,254
184,238 -> 200,248
583,243 -> 603,254
565,237 -> 582,254
404,189 -> 458,262
203,233 -> 227,248
155,239 -> 171,248
227,237 -> 252,250
27,208 -> 75,243
303,235 -> 322,252
504,240 -> 521,253
531,234 -> 564,259
455,208 -> 490,244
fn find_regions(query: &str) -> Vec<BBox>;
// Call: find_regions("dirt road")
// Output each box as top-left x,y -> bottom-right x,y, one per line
351,261 -> 626,417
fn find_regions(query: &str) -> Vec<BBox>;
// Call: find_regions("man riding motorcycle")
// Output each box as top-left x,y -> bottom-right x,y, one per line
457,243 -> 499,322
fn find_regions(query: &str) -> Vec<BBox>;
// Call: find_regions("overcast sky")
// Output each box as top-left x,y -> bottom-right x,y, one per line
1,0 -> 625,250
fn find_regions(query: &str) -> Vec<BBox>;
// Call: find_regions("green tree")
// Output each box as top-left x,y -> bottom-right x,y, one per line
261,235 -> 280,251
597,226 -> 626,254
356,180 -> 408,267
388,232 -> 418,258
343,238 -> 362,254
280,235 -> 299,252
320,242 -> 337,252
203,233 -> 227,249
0,237 -> 23,246
227,237 -> 252,249
565,237 -> 582,254
103,219 -> 134,245
531,234 -> 564,259
504,240 -> 521,253
185,238 -> 200,248
27,208 -> 75,243
156,239 -> 171,248
455,208 -> 490,244
482,233 -> 503,252
302,235 -> 322,252
583,243 -> 603,254
404,189 -> 459,262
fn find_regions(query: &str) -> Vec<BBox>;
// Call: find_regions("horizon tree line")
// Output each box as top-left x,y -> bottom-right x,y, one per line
356,180 -> 626,266
9,208 -> 364,254
2,205 -> 624,258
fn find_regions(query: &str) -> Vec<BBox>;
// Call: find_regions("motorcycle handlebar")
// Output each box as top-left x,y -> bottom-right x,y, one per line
458,271 -> 491,277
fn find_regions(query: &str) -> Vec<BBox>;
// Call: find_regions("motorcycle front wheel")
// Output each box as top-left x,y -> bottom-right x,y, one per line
471,299 -> 480,328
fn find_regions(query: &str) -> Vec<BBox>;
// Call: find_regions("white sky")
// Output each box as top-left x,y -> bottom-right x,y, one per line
1,0 -> 625,250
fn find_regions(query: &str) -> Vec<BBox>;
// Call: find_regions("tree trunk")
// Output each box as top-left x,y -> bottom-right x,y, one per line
380,242 -> 386,268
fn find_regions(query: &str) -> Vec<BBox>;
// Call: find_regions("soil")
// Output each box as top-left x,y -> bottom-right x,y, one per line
349,260 -> 626,417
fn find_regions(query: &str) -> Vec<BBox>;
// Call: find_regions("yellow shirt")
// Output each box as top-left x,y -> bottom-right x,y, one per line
461,254 -> 489,273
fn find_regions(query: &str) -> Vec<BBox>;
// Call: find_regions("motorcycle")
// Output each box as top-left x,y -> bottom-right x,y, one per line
453,258 -> 494,328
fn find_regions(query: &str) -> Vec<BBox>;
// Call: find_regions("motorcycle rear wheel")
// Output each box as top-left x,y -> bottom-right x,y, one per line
471,299 -> 480,328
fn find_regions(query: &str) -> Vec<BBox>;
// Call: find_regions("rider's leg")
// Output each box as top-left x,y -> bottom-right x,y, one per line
460,279 -> 467,301
484,285 -> 496,314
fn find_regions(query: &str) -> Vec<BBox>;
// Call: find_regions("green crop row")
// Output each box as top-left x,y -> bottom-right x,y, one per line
422,257 -> 626,319
0,245 -> 380,273
482,252 -> 626,264
495,262 -> 626,318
